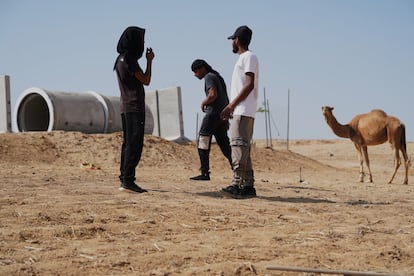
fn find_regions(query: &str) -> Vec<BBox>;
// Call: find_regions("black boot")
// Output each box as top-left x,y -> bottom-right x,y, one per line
190,171 -> 210,181
191,148 -> 210,181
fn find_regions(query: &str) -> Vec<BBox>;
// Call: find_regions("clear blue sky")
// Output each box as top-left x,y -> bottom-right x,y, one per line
1,0 -> 413,141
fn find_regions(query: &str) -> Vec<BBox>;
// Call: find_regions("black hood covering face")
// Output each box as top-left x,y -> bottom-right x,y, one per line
116,26 -> 146,60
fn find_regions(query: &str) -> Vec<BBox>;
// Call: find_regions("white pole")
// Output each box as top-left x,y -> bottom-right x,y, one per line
267,265 -> 399,276
0,75 -> 11,133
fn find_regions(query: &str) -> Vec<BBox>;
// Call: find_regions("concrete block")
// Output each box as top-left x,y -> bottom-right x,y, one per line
146,87 -> 190,144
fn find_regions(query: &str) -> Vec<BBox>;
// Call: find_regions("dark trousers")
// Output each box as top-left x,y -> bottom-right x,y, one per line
198,114 -> 232,173
120,112 -> 145,184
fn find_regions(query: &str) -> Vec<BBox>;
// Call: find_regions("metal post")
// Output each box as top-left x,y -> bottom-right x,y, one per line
267,99 -> 272,148
287,89 -> 290,150
195,112 -> 199,140
263,87 -> 269,147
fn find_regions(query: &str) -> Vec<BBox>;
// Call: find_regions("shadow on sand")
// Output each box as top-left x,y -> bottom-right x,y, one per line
194,191 -> 336,203
150,189 -> 391,205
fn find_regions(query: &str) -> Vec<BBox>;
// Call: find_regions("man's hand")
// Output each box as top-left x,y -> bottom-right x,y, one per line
146,47 -> 155,61
220,104 -> 234,120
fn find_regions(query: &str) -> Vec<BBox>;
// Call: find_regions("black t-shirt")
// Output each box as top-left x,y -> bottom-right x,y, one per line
204,72 -> 229,116
115,54 -> 145,113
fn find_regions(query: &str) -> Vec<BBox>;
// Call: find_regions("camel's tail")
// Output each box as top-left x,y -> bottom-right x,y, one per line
401,123 -> 407,152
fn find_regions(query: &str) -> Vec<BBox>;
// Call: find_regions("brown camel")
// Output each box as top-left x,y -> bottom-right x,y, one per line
322,106 -> 409,184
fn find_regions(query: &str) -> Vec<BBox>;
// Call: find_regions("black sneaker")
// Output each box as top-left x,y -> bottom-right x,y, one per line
237,186 -> 256,199
221,185 -> 256,199
119,183 -> 148,193
189,174 -> 210,181
220,184 -> 241,198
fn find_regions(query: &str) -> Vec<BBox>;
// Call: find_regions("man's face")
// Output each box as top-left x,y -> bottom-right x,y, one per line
232,38 -> 239,54
193,67 -> 205,80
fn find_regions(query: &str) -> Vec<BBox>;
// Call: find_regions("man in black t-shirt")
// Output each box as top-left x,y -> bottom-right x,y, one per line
190,59 -> 232,181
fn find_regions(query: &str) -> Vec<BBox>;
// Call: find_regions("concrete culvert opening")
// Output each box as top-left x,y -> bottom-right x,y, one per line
17,93 -> 50,131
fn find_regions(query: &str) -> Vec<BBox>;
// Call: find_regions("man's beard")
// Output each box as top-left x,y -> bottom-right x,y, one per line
232,44 -> 238,53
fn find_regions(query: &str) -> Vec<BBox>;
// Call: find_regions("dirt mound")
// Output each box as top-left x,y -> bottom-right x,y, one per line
0,131 -> 333,174
0,133 -> 59,163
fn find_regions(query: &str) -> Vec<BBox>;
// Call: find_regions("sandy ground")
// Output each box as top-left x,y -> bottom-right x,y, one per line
0,131 -> 413,275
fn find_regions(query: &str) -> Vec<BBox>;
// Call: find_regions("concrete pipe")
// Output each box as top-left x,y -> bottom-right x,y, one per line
13,87 -> 154,134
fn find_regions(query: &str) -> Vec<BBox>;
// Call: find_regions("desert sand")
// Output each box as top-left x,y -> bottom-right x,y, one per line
0,131 -> 413,275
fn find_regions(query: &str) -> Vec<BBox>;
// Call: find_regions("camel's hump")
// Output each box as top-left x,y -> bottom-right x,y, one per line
369,109 -> 387,116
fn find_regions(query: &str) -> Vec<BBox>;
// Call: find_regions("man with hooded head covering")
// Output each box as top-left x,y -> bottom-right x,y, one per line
114,26 -> 155,193
189,59 -> 232,181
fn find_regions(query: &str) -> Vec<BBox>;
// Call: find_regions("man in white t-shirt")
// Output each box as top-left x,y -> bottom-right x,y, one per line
220,25 -> 259,199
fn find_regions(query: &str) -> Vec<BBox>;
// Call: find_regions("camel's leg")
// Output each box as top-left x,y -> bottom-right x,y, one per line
354,144 -> 364,182
403,155 -> 409,185
388,124 -> 409,184
401,148 -> 409,185
362,146 -> 373,183
400,128 -> 409,185
388,148 -> 401,184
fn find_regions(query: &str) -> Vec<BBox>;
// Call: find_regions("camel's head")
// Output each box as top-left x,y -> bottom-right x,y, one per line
321,106 -> 334,120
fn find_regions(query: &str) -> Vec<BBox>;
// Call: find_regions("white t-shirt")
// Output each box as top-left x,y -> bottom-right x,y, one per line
230,50 -> 259,118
